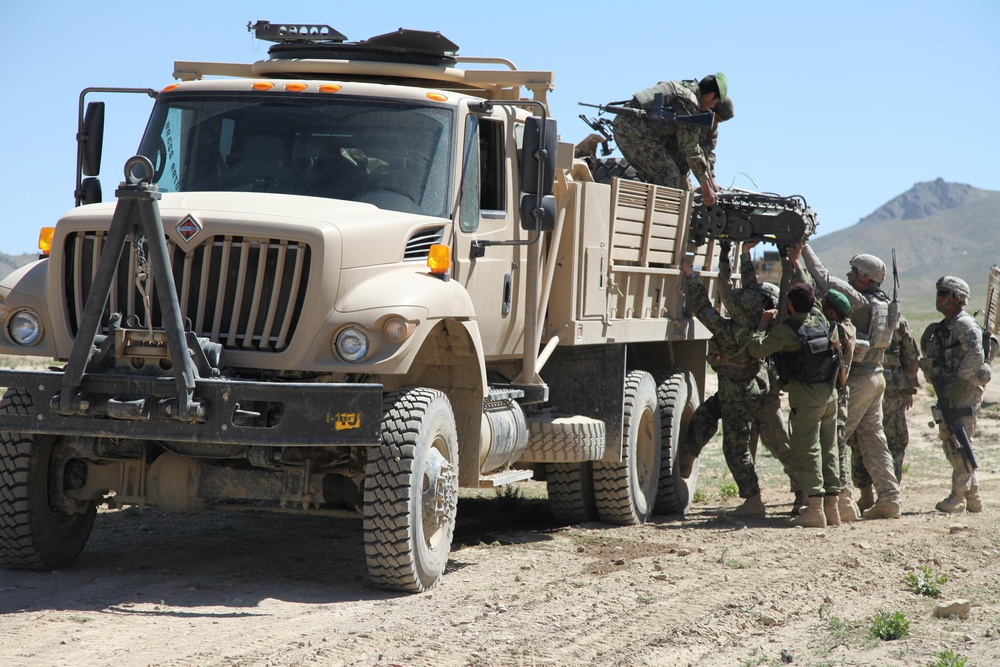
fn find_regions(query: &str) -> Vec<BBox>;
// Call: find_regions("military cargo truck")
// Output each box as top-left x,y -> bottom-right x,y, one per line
0,22 -> 723,592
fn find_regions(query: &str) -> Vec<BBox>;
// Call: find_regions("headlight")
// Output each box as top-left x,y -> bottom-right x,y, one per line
9,310 -> 43,346
335,326 -> 369,362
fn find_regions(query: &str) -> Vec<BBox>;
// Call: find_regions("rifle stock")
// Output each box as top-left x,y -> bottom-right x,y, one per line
928,377 -> 979,473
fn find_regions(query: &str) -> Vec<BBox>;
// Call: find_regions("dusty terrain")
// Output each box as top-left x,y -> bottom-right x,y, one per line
1,370 -> 999,667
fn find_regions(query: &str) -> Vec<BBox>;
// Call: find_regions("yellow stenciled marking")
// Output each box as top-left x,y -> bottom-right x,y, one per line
328,412 -> 361,430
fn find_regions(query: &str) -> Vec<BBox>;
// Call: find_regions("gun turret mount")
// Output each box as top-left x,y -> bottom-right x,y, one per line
249,21 -> 460,67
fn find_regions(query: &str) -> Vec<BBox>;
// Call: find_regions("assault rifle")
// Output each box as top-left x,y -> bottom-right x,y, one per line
577,114 -> 615,157
579,92 -> 716,129
927,376 -> 979,473
888,248 -> 901,330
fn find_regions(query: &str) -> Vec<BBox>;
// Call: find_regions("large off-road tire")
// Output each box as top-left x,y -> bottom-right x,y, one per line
593,371 -> 661,525
0,388 -> 96,570
364,387 -> 459,593
521,415 -> 606,463
546,462 -> 598,525
654,372 -> 701,516
591,157 -> 640,185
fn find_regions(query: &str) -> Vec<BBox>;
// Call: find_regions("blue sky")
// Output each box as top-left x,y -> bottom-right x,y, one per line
2,1 -> 996,254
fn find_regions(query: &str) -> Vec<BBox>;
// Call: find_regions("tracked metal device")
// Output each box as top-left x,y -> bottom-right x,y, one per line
690,189 -> 819,246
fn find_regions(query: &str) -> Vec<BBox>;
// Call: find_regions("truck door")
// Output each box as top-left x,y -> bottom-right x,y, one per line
451,113 -> 526,358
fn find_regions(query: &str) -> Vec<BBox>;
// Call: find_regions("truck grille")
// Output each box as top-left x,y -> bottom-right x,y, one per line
64,233 -> 311,353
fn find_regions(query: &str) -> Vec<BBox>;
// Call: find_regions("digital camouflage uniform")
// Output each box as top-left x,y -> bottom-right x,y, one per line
679,273 -> 766,499
688,247 -> 794,485
853,318 -> 919,486
801,244 -> 901,510
611,80 -> 710,190
748,303 -> 839,498
921,307 -> 991,503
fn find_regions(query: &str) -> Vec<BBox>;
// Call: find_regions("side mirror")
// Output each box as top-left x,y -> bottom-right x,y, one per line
520,194 -> 557,232
520,116 -> 557,195
77,177 -> 102,205
81,101 -> 105,177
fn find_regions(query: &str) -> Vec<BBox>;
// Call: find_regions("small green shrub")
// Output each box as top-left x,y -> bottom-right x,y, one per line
905,565 -> 948,597
869,610 -> 909,640
693,489 -> 708,503
719,482 -> 739,499
929,648 -> 969,667
494,484 -> 524,509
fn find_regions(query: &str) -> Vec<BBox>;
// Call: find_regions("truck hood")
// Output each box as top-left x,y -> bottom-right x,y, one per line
62,192 -> 451,269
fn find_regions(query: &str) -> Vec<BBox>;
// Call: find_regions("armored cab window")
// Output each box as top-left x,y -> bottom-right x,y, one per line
136,92 -> 454,217
460,116 -> 506,232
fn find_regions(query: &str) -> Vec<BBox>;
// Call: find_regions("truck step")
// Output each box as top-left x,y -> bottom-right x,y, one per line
478,469 -> 534,487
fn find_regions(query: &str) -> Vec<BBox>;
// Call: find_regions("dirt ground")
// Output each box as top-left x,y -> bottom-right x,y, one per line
2,371 -> 999,667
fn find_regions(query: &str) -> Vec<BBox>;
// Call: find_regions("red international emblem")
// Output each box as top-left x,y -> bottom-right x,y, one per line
176,215 -> 201,242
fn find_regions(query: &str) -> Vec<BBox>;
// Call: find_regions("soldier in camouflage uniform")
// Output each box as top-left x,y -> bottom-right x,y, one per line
677,254 -> 768,517
920,276 -> 992,513
851,317 -> 920,509
611,73 -> 727,206
683,240 -> 797,508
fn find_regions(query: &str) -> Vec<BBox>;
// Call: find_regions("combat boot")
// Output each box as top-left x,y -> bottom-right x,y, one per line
862,497 -> 901,520
966,486 -> 983,513
678,451 -> 697,479
857,486 -> 875,512
728,493 -> 765,518
790,490 -> 806,517
789,496 -> 826,528
823,495 -> 841,527
935,493 -> 966,513
838,489 -> 861,523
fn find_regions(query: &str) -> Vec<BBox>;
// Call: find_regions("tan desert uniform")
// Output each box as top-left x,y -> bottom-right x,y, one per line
921,277 -> 991,512
801,244 -> 900,517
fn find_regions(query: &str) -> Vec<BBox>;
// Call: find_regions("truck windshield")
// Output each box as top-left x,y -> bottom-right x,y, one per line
136,92 -> 454,217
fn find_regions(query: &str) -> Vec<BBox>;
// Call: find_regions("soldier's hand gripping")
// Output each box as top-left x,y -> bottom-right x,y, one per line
700,179 -> 718,207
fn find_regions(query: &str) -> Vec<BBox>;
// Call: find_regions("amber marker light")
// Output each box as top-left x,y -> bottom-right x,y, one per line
285,82 -> 307,92
426,92 -> 448,102
161,83 -> 180,93
38,227 -> 54,256
319,84 -> 343,93
252,82 -> 275,91
427,244 -> 451,275
383,316 -> 416,343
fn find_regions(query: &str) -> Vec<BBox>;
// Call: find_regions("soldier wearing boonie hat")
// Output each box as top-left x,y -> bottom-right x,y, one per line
920,276 -> 991,513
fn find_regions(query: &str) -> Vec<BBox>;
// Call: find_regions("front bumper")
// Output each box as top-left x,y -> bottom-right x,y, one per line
0,370 -> 383,447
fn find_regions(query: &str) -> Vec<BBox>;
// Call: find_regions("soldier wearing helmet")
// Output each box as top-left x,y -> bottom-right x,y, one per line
920,276 -> 991,513
852,313 -> 920,511
679,241 -> 797,515
798,242 -> 902,520
610,73 -> 728,206
677,252 -> 772,518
